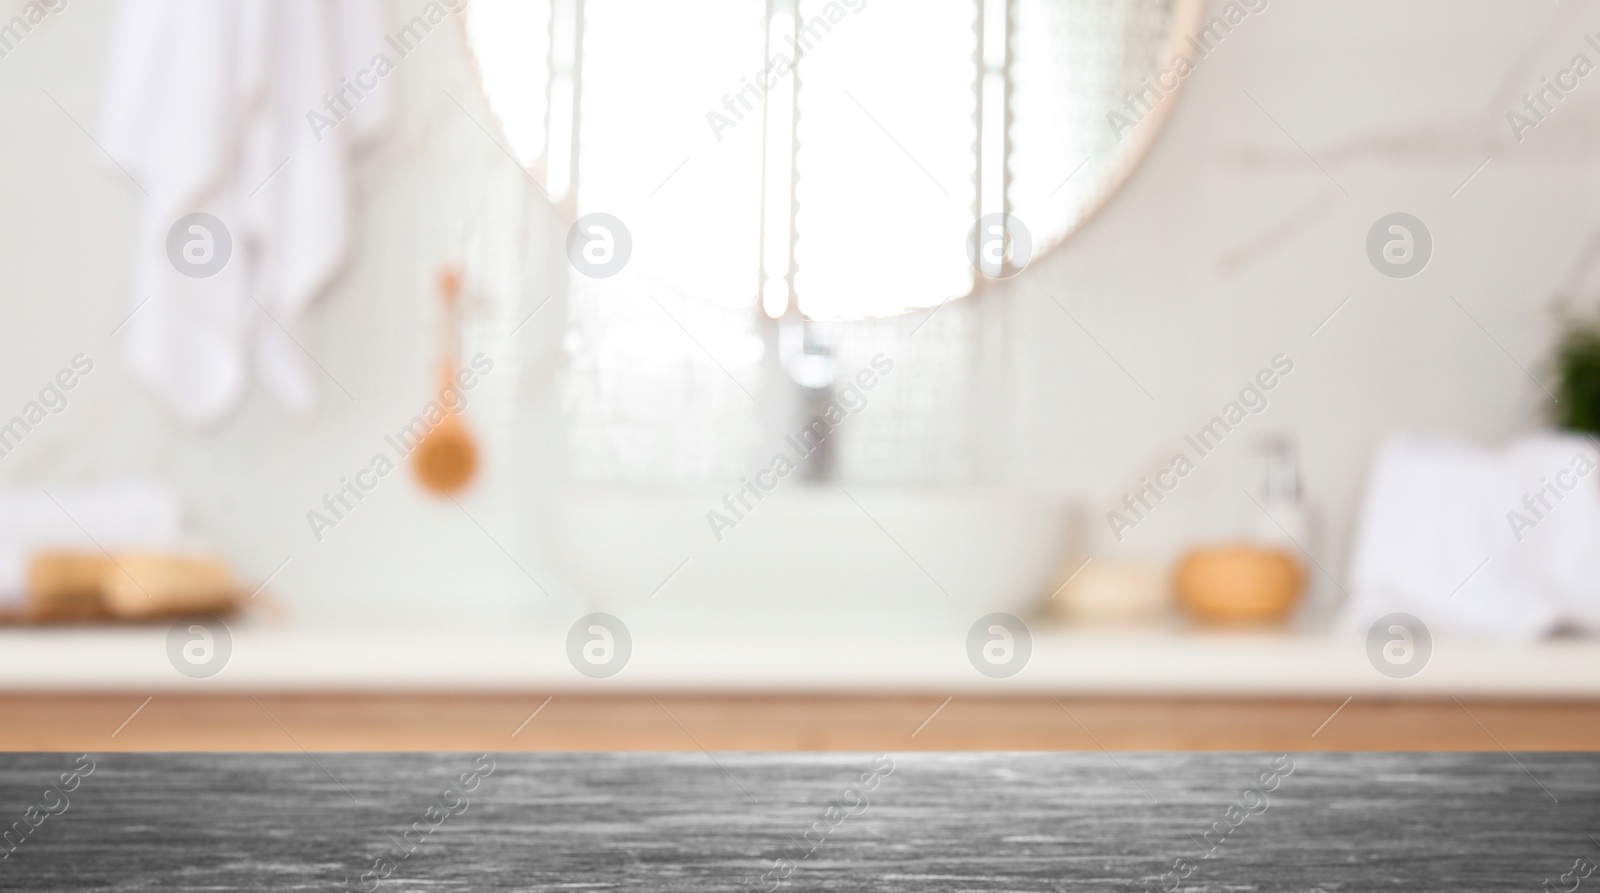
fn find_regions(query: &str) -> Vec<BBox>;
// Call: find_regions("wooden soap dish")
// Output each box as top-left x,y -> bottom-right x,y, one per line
1,551 -> 242,626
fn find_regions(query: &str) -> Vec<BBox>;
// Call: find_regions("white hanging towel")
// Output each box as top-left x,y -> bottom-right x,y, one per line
1345,434 -> 1600,640
98,0 -> 392,426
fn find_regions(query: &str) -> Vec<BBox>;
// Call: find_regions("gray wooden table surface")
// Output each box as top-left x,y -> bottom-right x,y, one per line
0,752 -> 1595,891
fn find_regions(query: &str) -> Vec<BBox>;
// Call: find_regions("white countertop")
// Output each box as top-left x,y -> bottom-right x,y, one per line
2,625 -> 1598,696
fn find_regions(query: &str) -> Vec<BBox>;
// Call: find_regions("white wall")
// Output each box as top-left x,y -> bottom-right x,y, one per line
0,0 -> 568,629
0,0 -> 1593,628
995,0 -> 1600,607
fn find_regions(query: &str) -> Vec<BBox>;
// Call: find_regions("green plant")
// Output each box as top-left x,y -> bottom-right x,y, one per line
1553,309 -> 1600,434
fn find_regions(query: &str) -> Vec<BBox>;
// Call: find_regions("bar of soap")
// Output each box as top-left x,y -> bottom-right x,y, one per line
1050,561 -> 1168,624
100,554 -> 238,619
26,552 -> 113,621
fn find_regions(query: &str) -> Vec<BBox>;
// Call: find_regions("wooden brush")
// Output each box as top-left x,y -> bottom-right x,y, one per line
411,264 -> 479,494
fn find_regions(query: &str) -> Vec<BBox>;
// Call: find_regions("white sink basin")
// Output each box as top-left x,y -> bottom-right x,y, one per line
536,486 -> 1071,636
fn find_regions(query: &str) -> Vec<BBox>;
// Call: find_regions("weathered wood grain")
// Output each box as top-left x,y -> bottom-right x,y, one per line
0,752 -> 1594,891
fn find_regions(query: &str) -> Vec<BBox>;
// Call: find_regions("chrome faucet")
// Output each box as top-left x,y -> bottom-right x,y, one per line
776,317 -> 838,482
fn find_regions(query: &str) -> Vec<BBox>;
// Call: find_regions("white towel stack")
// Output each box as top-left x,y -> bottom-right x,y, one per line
1346,434 -> 1600,640
98,0 -> 392,427
0,481 -> 188,606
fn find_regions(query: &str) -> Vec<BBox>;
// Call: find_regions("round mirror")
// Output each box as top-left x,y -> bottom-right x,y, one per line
464,0 -> 1201,321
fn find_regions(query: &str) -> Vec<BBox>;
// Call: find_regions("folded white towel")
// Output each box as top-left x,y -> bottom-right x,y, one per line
0,481 -> 187,606
1346,434 -> 1600,640
98,0 -> 391,427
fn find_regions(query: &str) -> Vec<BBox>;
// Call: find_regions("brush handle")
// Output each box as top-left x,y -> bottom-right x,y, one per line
436,264 -> 462,373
